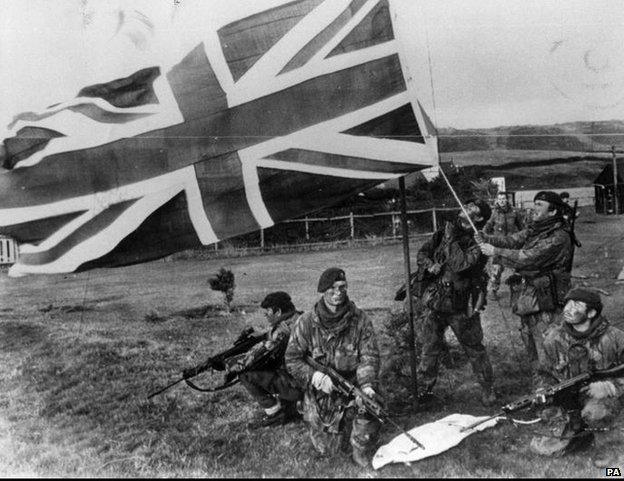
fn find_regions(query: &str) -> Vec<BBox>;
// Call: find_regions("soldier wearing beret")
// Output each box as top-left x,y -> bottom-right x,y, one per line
530,288 -> 624,456
285,268 -> 381,468
227,291 -> 303,429
476,191 -> 574,387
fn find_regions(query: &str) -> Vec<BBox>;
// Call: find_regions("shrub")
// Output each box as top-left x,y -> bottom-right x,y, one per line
208,268 -> 235,312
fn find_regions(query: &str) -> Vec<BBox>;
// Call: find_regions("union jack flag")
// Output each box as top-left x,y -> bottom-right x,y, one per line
0,0 -> 437,276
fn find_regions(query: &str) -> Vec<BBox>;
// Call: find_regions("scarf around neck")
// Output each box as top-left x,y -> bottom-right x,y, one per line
563,315 -> 608,341
314,296 -> 354,334
527,216 -> 564,236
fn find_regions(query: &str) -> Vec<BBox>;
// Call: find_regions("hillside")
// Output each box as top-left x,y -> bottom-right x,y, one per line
438,120 -> 624,154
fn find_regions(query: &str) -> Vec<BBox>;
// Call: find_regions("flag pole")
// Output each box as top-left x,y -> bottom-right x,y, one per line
398,175 -> 419,405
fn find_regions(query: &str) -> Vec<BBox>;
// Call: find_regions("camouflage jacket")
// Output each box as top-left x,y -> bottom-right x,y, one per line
416,221 -> 487,313
483,204 -> 524,236
285,299 -> 379,390
483,217 -> 572,311
235,310 -> 301,371
538,316 -> 624,396
482,217 -> 571,275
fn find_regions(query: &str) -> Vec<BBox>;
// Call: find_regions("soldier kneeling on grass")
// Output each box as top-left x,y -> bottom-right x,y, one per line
285,267 -> 382,469
530,288 -> 624,456
226,291 -> 304,429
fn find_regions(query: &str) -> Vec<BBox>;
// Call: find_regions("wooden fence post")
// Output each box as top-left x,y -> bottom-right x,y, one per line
432,207 -> 437,231
260,228 -> 265,248
349,212 -> 355,239
305,217 -> 310,240
392,213 -> 397,238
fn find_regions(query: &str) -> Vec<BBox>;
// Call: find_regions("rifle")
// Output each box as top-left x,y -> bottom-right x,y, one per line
305,356 -> 425,450
147,328 -> 267,399
461,362 -> 624,432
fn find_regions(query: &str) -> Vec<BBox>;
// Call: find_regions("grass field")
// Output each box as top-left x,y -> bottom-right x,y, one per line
1,212 -> 624,477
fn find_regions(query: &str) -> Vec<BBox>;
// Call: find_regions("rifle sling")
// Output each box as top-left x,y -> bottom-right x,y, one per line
184,377 -> 239,393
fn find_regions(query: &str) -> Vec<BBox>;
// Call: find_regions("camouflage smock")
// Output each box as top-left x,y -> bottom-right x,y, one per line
483,217 -> 571,274
483,204 -> 524,236
285,300 -> 379,389
416,221 -> 487,313
539,316 -> 624,396
233,310 -> 301,371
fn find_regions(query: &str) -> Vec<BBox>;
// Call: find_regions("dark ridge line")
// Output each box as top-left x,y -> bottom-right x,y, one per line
475,155 -> 608,171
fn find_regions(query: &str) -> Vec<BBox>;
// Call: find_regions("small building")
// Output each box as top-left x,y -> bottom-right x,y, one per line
593,158 -> 624,215
0,236 -> 18,265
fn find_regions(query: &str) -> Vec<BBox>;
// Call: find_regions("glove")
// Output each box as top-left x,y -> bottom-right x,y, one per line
356,386 -> 377,409
581,380 -> 618,399
311,371 -> 334,394
474,231 -> 485,244
531,388 -> 549,407
427,262 -> 442,275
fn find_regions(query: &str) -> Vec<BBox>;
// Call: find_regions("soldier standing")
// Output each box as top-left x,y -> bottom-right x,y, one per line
483,191 -> 524,297
416,199 -> 496,406
285,268 -> 381,468
477,191 -> 573,387
225,291 -> 303,429
530,288 -> 624,456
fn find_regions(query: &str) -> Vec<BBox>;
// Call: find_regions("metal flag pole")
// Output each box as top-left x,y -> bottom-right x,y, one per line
437,164 -> 478,235
612,145 -> 619,215
398,175 -> 419,405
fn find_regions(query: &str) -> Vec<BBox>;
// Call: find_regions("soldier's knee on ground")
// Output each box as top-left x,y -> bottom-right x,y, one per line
309,426 -> 344,456
350,414 -> 380,451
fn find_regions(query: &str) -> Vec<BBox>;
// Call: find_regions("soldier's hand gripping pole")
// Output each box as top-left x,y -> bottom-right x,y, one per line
437,166 -> 479,235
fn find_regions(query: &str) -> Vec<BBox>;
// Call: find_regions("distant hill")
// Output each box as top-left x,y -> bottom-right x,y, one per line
438,120 -> 624,154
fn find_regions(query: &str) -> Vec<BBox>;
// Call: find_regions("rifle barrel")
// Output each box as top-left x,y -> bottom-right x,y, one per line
305,356 -> 425,450
459,412 -> 503,433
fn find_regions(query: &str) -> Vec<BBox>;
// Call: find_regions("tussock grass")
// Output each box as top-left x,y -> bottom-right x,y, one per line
1,215 -> 624,476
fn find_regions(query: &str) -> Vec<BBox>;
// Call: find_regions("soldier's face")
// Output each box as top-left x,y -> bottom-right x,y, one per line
563,300 -> 589,325
532,200 -> 556,221
496,195 -> 507,207
458,203 -> 483,230
323,280 -> 348,306
263,307 -> 281,325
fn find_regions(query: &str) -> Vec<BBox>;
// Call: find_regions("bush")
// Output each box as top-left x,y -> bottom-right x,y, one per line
208,268 -> 235,312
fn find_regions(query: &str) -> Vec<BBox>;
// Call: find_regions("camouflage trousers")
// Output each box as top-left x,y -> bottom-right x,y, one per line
302,389 -> 380,456
417,310 -> 494,392
238,369 -> 302,409
518,311 -> 557,387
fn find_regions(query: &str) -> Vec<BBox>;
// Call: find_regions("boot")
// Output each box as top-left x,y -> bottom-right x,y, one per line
416,389 -> 439,407
561,410 -> 594,454
247,409 -> 289,429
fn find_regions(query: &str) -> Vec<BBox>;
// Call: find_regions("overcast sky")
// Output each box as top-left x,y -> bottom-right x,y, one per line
1,0 -> 623,138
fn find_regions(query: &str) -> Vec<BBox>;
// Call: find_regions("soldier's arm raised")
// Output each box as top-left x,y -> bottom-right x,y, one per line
493,230 -> 569,271
482,229 -> 528,249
